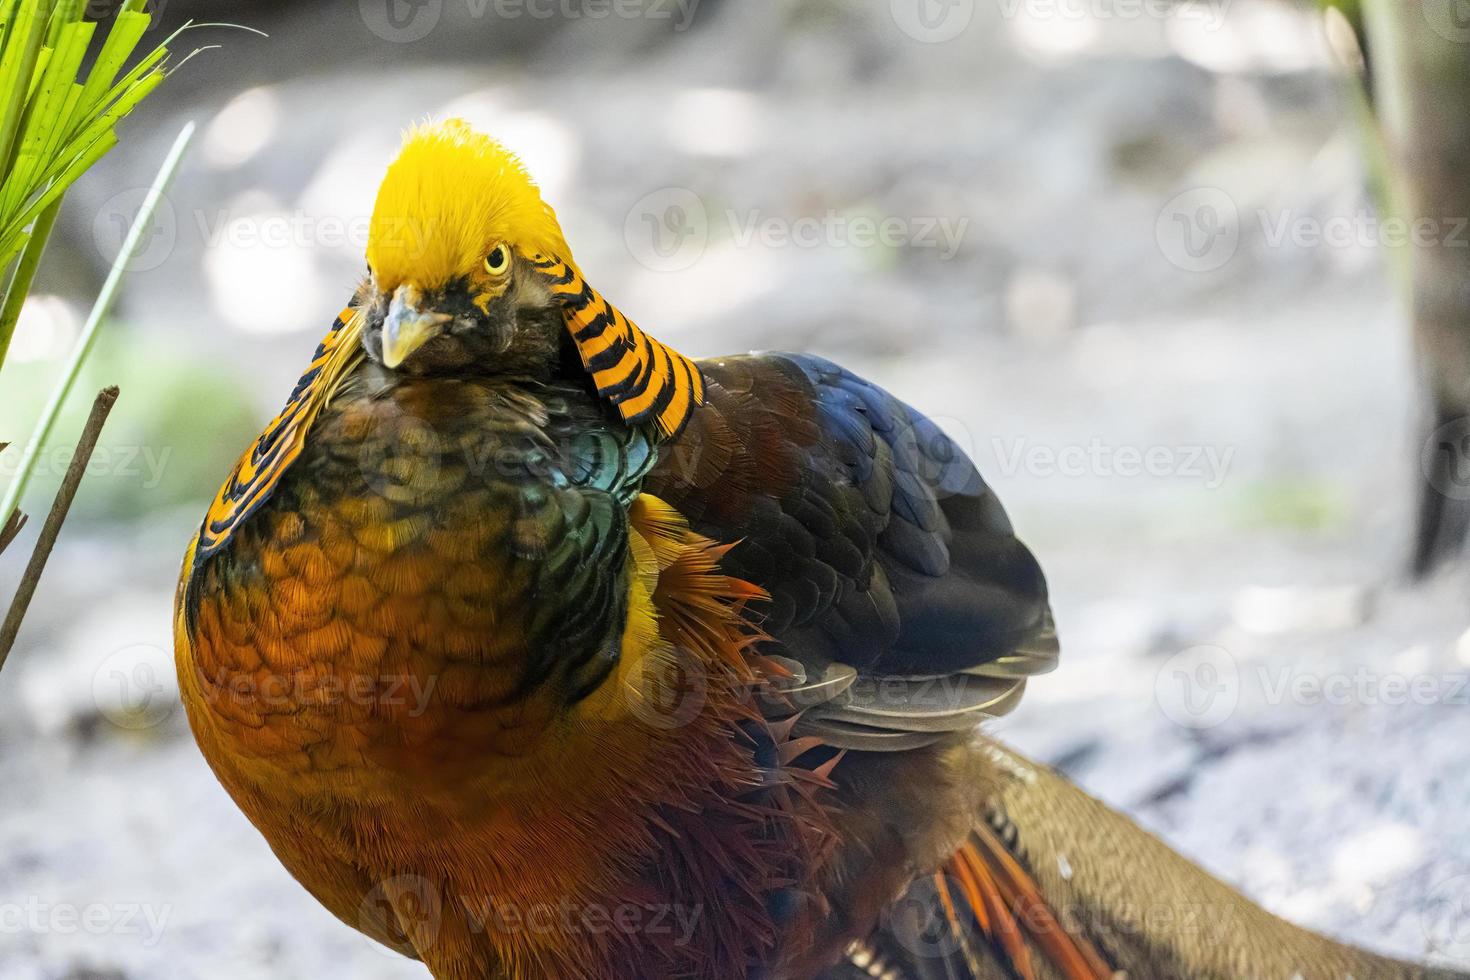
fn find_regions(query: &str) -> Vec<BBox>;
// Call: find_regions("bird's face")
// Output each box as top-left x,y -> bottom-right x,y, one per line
361,240 -> 560,376
359,119 -> 572,377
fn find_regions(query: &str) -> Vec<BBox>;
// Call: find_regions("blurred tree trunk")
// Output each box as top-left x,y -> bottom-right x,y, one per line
1359,1 -> 1470,574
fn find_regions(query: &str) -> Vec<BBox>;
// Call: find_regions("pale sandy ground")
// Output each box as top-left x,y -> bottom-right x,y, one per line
5,1 -> 1470,977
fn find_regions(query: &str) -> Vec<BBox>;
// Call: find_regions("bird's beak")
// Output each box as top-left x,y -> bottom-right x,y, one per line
381,285 -> 452,369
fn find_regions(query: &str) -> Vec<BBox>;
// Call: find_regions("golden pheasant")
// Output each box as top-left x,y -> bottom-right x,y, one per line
175,120 -> 1460,980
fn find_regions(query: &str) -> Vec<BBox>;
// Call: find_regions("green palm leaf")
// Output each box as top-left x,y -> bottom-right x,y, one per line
0,0 -> 174,364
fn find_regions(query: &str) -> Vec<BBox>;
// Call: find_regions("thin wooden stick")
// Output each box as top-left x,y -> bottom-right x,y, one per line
0,385 -> 118,672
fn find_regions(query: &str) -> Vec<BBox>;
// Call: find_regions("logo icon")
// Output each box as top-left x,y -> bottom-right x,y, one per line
624,187 -> 709,273
1155,644 -> 1239,730
360,0 -> 443,42
891,0 -> 975,43
359,875 -> 442,958
357,414 -> 445,501
1424,0 -> 1470,44
624,648 -> 708,730
92,187 -> 177,272
1423,416 -> 1470,502
1156,187 -> 1240,273
1425,874 -> 1470,958
92,644 -> 176,731
883,875 -> 966,958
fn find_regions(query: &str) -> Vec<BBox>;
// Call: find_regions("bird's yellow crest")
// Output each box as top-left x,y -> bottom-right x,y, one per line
367,119 -> 570,291
368,118 -> 704,438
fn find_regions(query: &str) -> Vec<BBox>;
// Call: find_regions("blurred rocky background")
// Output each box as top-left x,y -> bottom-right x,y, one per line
5,0 -> 1470,976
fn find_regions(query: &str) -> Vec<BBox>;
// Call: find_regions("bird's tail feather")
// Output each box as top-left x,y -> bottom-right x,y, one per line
935,827 -> 1115,979
827,739 -> 1465,980
842,823 -> 1114,980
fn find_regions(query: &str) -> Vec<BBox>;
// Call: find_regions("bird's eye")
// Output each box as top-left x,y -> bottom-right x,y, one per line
485,244 -> 510,275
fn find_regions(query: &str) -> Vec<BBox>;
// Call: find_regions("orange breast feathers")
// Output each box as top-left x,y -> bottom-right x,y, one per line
175,460 -> 834,977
